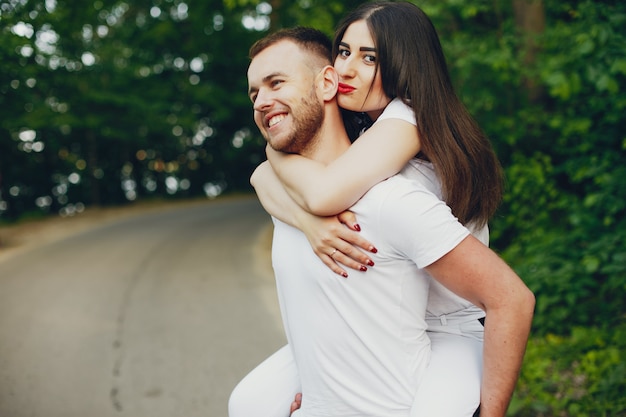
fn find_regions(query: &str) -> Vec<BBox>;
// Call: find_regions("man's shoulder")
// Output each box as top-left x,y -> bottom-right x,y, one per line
353,174 -> 469,267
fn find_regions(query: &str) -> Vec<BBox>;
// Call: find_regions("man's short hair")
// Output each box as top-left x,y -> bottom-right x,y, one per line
249,26 -> 332,68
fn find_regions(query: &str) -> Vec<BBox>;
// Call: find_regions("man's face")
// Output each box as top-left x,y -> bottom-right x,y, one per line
247,40 -> 324,155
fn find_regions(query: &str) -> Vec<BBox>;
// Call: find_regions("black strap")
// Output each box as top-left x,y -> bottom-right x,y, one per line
471,317 -> 486,416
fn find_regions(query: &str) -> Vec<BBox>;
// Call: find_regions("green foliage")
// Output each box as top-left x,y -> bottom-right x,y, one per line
1,0 -> 267,217
421,0 -> 626,335
510,324 -> 626,417
417,2 -> 626,411
1,0 -> 625,414
500,0 -> 626,335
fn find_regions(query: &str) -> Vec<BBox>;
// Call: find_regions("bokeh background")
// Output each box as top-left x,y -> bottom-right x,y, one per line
1,0 -> 625,415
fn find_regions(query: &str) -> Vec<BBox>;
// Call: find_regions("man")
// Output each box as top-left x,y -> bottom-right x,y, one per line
232,27 -> 534,417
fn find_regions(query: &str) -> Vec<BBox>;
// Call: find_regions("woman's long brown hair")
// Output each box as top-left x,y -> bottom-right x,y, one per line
334,1 -> 504,228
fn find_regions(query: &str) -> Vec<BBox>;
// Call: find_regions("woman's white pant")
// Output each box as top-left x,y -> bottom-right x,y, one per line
228,331 -> 482,417
410,331 -> 482,416
229,345 -> 301,417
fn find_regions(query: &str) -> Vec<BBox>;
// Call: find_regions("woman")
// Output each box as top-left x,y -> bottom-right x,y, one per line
263,1 -> 502,278
233,2 -> 512,416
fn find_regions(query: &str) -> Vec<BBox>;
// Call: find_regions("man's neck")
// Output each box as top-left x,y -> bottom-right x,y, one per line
302,108 -> 351,165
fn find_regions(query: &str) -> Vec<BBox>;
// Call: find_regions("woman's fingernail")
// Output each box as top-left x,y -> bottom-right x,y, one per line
354,223 -> 361,231
367,260 -> 374,266
342,272 -> 348,278
370,247 -> 378,253
360,265 -> 367,272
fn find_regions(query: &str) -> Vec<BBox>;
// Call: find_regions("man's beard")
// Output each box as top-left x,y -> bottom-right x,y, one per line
273,89 -> 324,155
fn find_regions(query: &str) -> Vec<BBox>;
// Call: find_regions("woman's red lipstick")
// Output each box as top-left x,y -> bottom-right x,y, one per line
338,83 -> 355,94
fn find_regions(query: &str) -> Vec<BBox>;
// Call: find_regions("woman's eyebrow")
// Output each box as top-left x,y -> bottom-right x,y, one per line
339,41 -> 376,52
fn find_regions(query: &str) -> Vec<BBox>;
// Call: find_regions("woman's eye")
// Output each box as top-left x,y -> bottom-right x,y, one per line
338,49 -> 350,58
365,54 -> 376,64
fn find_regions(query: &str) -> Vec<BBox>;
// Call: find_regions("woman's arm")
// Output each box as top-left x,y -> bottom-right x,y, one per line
251,161 -> 377,277
251,161 -> 301,227
267,118 -> 420,216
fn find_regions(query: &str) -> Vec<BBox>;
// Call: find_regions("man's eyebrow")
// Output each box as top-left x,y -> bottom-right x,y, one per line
265,71 -> 288,81
338,41 -> 376,52
248,71 -> 287,96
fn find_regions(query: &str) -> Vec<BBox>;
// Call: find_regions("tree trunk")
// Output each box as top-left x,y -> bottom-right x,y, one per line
86,129 -> 101,207
513,0 -> 546,102
269,0 -> 283,31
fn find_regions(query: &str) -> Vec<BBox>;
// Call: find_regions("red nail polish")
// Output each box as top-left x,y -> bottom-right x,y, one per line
367,260 -> 374,266
371,247 -> 378,253
342,272 -> 348,278
354,224 -> 361,231
360,265 -> 367,272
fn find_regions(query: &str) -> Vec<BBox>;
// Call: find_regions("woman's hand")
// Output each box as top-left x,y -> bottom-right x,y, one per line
289,393 -> 302,415
297,210 -> 377,278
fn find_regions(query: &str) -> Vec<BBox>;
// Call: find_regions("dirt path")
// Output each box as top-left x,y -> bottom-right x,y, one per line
0,196 -> 283,417
0,197 -> 234,264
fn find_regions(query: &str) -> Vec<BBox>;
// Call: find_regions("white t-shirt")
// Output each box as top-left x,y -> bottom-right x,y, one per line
272,174 -> 470,417
378,98 -> 487,332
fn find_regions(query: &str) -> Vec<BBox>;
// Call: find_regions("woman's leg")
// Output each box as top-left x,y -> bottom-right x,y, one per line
410,332 -> 483,417
228,345 -> 301,417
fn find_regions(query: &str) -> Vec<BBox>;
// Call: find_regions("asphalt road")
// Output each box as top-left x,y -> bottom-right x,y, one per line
0,196 -> 286,417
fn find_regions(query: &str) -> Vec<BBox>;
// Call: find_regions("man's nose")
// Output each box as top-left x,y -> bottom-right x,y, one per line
253,89 -> 273,112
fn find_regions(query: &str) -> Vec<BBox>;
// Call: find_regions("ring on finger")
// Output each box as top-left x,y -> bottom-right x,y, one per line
330,249 -> 338,258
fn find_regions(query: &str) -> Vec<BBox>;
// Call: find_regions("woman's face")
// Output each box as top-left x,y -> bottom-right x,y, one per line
334,20 -> 391,120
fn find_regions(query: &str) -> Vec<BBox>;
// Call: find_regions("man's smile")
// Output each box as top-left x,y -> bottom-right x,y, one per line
268,114 -> 287,128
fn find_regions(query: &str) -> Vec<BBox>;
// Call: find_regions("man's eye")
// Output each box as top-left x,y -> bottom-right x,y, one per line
271,80 -> 283,87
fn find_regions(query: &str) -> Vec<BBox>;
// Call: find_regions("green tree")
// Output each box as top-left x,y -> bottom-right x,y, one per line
417,1 -> 625,414
416,0 -> 625,334
2,0 -> 625,414
1,0 -> 270,219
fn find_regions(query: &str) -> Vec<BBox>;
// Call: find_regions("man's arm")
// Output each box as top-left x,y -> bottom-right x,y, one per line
425,236 -> 535,417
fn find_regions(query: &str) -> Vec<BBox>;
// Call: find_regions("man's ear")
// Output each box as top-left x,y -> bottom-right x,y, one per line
316,65 -> 339,102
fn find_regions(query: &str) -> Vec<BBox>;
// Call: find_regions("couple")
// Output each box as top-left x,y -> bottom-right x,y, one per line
231,2 -> 535,417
